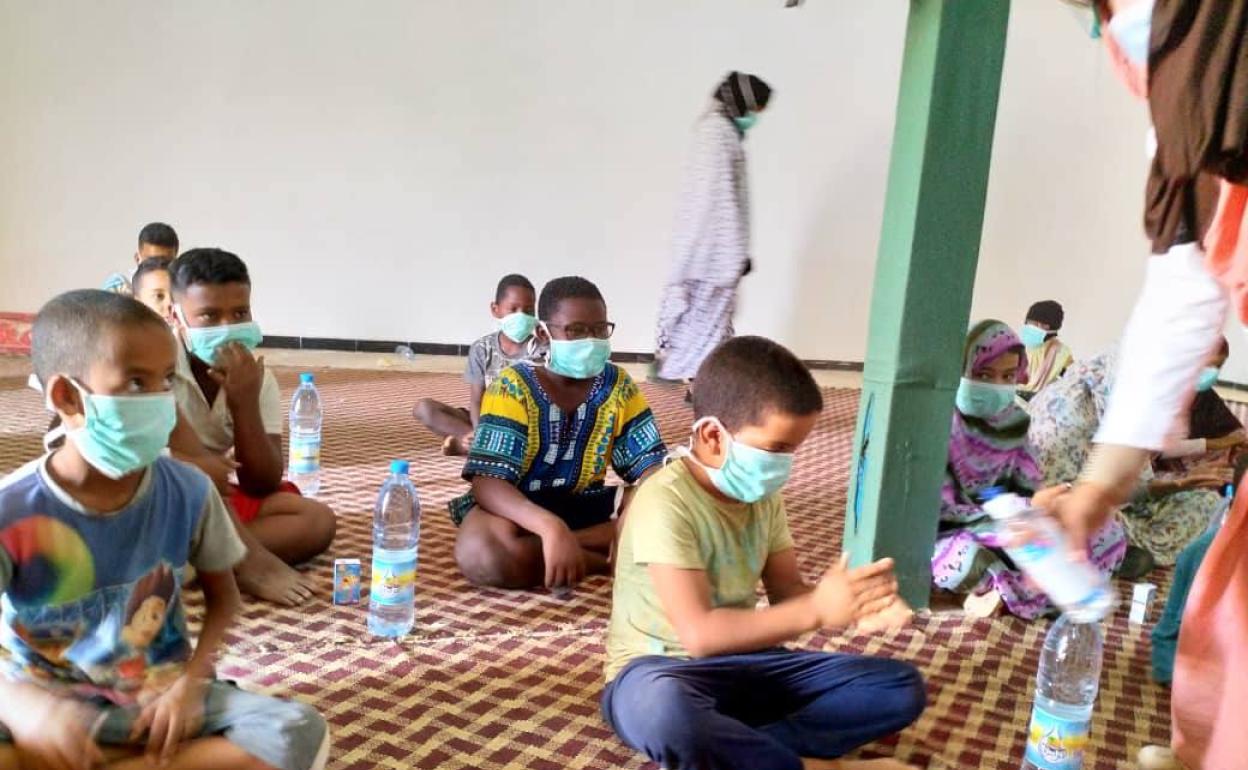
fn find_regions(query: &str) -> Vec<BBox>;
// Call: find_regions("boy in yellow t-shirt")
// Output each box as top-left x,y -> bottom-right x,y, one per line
604,336 -> 925,770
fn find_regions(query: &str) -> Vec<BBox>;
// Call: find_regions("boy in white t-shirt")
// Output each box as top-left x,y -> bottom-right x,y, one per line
166,249 -> 335,607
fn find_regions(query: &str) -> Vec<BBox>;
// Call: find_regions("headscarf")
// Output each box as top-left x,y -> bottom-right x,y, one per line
947,320 -> 1040,498
713,72 -> 772,119
1025,300 -> 1065,331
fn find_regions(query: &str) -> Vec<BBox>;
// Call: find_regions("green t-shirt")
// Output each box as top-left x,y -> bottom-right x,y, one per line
604,457 -> 794,681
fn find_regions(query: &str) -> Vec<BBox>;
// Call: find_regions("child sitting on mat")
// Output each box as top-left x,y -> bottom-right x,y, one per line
450,276 -> 667,590
414,273 -> 542,456
131,257 -> 175,325
603,336 -> 925,770
102,222 -> 179,295
0,289 -> 328,770
166,248 -> 335,607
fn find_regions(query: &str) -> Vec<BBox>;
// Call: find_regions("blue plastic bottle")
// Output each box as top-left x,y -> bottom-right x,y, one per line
367,460 -> 421,637
287,373 -> 322,496
1021,615 -> 1104,770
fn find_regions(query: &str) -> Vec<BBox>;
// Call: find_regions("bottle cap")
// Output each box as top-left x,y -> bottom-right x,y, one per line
300,372 -> 315,384
978,486 -> 1006,502
390,460 -> 410,475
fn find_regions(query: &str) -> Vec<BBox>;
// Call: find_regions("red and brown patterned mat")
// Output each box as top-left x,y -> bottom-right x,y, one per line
0,367 -> 1170,769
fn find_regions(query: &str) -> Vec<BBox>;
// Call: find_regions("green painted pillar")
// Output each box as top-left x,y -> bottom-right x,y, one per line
844,0 -> 1010,608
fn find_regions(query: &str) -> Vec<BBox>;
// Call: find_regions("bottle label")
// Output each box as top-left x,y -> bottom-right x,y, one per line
1024,703 -> 1090,770
370,549 -> 416,606
1006,520 -> 1103,611
289,436 -> 321,474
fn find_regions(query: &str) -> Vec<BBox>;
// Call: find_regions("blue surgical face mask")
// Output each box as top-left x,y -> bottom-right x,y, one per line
686,417 -> 794,504
542,323 -> 611,380
62,381 -> 176,479
733,113 -> 759,132
955,377 -> 1016,419
1020,324 -> 1049,349
1108,0 -> 1153,67
1196,366 -> 1220,393
176,306 -> 263,365
499,312 -> 538,344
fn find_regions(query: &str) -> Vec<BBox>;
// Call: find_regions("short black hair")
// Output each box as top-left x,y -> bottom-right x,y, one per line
169,248 -> 250,295
693,336 -> 823,431
138,222 -> 179,251
32,290 -> 167,384
1025,300 -> 1064,331
538,276 -> 604,321
496,274 -> 535,303
132,256 -> 171,294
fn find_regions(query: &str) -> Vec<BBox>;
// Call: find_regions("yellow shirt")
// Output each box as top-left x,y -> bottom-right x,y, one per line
604,457 -> 793,681
1022,338 -> 1074,396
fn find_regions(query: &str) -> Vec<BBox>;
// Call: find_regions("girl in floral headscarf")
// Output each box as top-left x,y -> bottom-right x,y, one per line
931,321 -> 1127,618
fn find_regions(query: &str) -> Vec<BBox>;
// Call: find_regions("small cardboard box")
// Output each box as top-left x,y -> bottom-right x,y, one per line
1129,582 -> 1157,625
333,559 -> 362,605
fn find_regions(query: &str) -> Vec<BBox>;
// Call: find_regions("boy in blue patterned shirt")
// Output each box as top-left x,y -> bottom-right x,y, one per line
0,290 -> 327,770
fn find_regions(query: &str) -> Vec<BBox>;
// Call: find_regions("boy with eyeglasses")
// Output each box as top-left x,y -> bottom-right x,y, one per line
449,276 -> 667,592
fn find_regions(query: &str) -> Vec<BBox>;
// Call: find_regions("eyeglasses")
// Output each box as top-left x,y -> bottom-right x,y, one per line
546,322 -> 616,340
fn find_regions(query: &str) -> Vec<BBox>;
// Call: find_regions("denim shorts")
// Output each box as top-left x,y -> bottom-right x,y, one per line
0,680 -> 327,770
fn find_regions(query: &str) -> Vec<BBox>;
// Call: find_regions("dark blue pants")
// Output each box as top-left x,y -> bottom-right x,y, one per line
601,649 -> 926,770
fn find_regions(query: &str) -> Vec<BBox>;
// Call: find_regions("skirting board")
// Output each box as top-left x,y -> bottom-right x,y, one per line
258,335 -> 865,371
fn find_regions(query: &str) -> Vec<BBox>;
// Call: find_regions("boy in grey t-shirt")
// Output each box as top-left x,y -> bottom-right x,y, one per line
415,274 -> 541,455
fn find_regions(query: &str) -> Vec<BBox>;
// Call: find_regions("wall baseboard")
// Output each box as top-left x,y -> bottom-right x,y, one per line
258,335 -> 865,372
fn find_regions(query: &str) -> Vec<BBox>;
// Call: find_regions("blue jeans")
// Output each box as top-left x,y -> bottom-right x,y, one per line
602,649 -> 926,770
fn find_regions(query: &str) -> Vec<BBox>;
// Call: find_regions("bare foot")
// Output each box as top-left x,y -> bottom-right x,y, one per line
235,547 -> 317,606
804,759 -> 922,770
1138,746 -> 1189,770
963,588 -> 1004,619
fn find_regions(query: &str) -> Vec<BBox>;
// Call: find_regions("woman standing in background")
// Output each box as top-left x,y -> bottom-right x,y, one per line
653,72 -> 770,387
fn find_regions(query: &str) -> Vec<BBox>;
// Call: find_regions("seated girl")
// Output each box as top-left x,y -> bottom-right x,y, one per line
931,321 -> 1127,618
449,276 -> 668,591
1029,346 -> 1234,568
1153,336 -> 1247,473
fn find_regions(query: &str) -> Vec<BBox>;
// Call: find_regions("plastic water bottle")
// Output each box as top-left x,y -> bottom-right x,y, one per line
1021,615 -> 1104,770
368,460 -> 420,637
980,488 -> 1116,622
288,373 -> 322,497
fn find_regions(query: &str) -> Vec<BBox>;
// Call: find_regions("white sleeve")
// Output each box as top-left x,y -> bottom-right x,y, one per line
1095,243 -> 1228,451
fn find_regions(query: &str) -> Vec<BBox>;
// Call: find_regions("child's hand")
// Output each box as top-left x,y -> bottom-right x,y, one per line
129,675 -> 207,765
811,554 -> 899,631
6,686 -> 103,770
209,344 -> 265,408
539,520 -> 586,589
854,595 -> 915,635
199,452 -> 240,493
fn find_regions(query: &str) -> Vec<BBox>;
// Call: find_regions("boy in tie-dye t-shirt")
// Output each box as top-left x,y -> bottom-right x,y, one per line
0,290 -> 327,770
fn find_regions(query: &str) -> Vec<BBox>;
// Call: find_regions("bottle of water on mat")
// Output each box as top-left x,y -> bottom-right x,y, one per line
288,373 -> 323,497
980,488 -> 1115,622
369,460 -> 421,637
1021,615 -> 1104,770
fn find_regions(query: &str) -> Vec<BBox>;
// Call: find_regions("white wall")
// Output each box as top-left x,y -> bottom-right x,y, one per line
2,2 -> 1244,380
